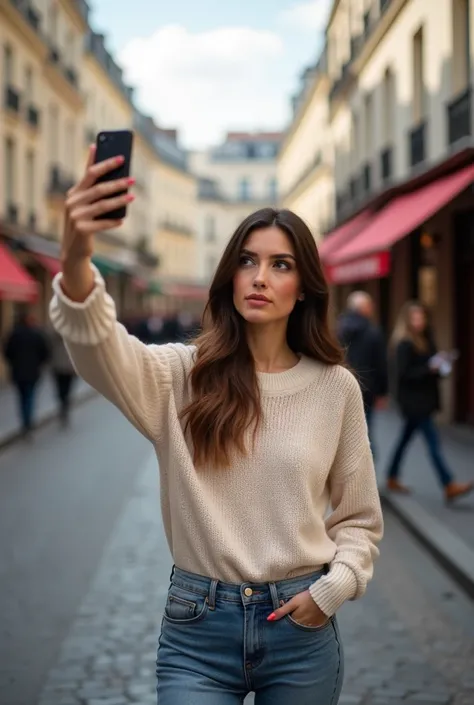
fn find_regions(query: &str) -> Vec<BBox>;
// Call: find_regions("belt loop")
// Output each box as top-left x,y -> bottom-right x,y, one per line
208,579 -> 218,610
268,582 -> 280,611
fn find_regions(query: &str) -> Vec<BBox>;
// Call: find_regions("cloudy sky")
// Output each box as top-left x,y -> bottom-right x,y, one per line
90,0 -> 331,148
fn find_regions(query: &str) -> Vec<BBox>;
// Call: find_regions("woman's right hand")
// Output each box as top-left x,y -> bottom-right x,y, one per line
61,145 -> 135,301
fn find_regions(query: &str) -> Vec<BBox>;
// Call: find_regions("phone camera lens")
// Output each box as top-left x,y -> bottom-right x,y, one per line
99,134 -> 107,143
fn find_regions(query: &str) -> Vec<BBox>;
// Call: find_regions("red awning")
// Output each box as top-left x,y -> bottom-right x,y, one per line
33,253 -> 62,276
329,163 -> 474,267
318,210 -> 372,261
0,243 -> 38,302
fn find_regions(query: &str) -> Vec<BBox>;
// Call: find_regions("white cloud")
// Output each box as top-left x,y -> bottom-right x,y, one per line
279,0 -> 332,33
119,25 -> 286,148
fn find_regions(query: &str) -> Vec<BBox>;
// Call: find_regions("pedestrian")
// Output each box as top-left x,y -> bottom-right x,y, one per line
50,148 -> 383,705
337,291 -> 388,455
3,310 -> 50,437
386,300 -> 473,502
48,328 -> 77,427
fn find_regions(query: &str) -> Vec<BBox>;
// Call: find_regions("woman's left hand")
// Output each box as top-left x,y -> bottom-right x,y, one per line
267,589 -> 329,627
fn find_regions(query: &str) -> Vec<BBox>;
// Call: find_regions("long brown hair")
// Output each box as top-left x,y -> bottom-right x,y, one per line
181,207 -> 343,468
390,300 -> 430,353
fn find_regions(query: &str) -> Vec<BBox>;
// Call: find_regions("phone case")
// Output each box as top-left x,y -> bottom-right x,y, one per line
93,130 -> 134,220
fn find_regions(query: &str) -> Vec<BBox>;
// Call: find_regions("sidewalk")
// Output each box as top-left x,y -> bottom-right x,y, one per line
375,410 -> 474,596
0,375 -> 95,448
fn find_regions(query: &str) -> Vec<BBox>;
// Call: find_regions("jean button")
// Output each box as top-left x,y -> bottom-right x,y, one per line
244,587 -> 253,597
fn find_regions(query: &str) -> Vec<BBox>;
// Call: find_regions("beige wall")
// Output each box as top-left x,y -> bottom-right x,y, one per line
153,162 -> 198,281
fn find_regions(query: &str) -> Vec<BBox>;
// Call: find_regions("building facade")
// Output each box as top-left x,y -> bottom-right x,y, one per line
284,0 -> 474,425
190,132 -> 281,284
0,0 -> 199,382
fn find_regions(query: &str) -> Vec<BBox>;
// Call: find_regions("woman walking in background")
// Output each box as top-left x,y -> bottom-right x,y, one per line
386,301 -> 473,502
49,146 -> 383,705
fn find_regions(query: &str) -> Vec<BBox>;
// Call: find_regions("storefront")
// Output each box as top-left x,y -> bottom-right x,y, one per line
321,156 -> 474,426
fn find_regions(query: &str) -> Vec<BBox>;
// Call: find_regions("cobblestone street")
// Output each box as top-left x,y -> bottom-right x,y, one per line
37,453 -> 474,705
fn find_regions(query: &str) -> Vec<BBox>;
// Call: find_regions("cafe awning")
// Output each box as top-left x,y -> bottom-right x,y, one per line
326,162 -> 474,284
0,243 -> 38,302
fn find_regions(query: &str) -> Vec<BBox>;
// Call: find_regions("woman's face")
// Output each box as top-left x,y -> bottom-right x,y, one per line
232,226 -> 302,326
409,306 -> 427,334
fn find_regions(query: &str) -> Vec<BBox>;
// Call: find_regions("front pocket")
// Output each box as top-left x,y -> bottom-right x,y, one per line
285,613 -> 333,633
163,586 -> 209,625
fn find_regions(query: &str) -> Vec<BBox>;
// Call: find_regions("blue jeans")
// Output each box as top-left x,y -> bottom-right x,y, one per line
157,567 -> 344,705
15,380 -> 37,431
387,416 -> 453,487
365,405 -> 375,458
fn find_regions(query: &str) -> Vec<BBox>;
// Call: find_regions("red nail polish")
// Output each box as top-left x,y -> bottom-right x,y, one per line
116,156 -> 125,164
126,194 -> 135,203
267,613 -> 276,622
127,177 -> 136,185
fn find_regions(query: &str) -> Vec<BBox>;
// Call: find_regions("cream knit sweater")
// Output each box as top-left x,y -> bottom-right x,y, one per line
50,266 -> 383,617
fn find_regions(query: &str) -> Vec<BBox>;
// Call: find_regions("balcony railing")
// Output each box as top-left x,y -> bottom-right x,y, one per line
7,202 -> 19,224
409,121 -> 426,167
380,146 -> 393,182
5,85 -> 21,113
447,88 -> 471,146
27,104 -> 40,128
48,165 -> 75,196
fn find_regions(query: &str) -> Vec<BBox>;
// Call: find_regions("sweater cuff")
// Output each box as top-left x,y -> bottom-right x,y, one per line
49,264 -> 117,346
309,563 -> 357,617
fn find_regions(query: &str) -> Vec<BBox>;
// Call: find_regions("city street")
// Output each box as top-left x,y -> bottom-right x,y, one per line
1,397 -> 474,705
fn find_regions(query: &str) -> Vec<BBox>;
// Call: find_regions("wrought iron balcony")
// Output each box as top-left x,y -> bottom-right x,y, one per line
380,146 -> 393,182
447,88 -> 471,146
27,104 -> 40,128
5,85 -> 21,113
409,121 -> 426,167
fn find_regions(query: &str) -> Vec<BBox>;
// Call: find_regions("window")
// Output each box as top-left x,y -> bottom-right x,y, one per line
268,177 -> 278,201
205,214 -> 215,242
5,138 -> 15,205
413,27 -> 425,123
3,45 -> 13,85
452,0 -> 470,94
363,92 -> 373,158
26,150 -> 35,213
382,68 -> 395,143
238,177 -> 251,201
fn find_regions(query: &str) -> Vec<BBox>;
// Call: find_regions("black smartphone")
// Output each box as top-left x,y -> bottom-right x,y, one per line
93,129 -> 134,220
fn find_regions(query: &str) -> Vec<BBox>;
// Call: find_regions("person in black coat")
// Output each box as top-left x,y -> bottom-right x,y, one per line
338,291 -> 388,454
386,301 -> 473,502
3,311 -> 50,435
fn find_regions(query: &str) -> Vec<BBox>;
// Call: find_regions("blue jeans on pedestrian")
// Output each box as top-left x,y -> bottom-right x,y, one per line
387,415 -> 453,487
365,405 -> 375,459
15,380 -> 37,431
156,566 -> 344,705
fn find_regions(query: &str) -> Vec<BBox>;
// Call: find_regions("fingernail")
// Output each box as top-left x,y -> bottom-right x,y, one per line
127,177 -> 136,185
267,613 -> 276,622
126,194 -> 135,203
116,156 -> 125,164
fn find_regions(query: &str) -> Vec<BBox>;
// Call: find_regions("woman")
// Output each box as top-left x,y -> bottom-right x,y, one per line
50,147 -> 383,705
386,301 -> 473,502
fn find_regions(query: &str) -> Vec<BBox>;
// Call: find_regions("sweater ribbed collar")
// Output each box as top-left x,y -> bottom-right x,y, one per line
256,355 -> 322,396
